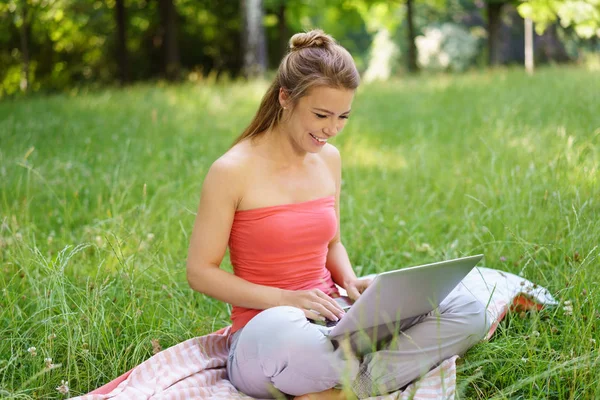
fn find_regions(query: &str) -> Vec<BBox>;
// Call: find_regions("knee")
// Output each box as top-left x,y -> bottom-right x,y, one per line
454,298 -> 491,343
441,293 -> 491,342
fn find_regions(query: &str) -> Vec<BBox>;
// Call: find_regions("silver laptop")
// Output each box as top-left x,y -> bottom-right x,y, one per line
316,254 -> 483,337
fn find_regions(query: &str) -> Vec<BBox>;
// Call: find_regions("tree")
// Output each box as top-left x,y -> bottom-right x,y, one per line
354,1 -> 403,81
524,16 -> 534,73
19,0 -> 31,92
282,0 -> 370,69
241,0 -> 267,78
115,0 -> 129,85
486,0 -> 509,66
339,0 -> 450,78
517,0 -> 600,39
276,1 -> 289,60
406,0 -> 418,72
403,0 -> 449,73
158,0 -> 180,81
264,0 -> 289,60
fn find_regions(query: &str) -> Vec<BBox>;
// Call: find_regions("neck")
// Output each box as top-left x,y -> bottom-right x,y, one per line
256,124 -> 308,168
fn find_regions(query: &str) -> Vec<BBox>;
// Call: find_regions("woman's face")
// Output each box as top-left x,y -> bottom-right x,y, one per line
281,86 -> 355,153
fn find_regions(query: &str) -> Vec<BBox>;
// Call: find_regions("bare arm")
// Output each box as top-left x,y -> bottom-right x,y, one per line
324,145 -> 373,300
323,145 -> 358,288
186,158 -> 283,310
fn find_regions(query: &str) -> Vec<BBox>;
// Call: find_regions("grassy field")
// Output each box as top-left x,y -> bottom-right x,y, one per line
1,66 -> 599,399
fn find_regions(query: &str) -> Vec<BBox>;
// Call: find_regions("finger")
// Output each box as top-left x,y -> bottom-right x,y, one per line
309,301 -> 340,322
313,290 -> 345,315
304,309 -> 325,321
347,286 -> 361,301
296,294 -> 337,320
358,279 -> 373,292
315,289 -> 344,313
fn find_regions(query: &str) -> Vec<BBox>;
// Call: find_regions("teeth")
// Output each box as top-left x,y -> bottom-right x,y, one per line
310,133 -> 327,143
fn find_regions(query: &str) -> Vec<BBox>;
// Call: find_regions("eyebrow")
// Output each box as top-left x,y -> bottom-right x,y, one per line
313,108 -> 352,115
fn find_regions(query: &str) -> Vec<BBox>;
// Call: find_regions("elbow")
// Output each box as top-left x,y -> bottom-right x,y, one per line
186,262 -> 205,293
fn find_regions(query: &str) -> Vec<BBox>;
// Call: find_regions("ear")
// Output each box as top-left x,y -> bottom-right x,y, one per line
278,87 -> 290,109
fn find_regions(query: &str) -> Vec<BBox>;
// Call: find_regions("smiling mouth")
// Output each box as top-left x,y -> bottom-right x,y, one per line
309,133 -> 327,143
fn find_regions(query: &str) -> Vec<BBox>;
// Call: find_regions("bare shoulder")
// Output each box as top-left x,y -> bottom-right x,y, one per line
209,147 -> 246,177
319,143 -> 342,175
202,144 -> 252,207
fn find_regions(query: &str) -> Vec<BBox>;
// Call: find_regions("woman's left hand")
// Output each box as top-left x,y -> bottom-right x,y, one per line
345,278 -> 373,301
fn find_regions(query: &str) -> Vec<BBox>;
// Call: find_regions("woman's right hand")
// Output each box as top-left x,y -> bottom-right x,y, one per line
279,289 -> 346,322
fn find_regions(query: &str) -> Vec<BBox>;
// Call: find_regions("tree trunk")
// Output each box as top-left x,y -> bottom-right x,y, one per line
524,18 -> 534,74
406,0 -> 418,73
159,0 -> 180,81
115,0 -> 129,85
19,0 -> 30,92
487,2 -> 504,66
241,0 -> 267,78
277,2 -> 289,59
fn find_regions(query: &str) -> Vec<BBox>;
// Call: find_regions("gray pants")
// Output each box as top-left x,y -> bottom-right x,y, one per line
226,283 -> 491,398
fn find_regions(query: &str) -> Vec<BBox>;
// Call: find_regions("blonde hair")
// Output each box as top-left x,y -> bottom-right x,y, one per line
231,29 -> 360,147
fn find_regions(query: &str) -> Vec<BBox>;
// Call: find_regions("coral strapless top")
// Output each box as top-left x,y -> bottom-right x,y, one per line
228,195 -> 340,333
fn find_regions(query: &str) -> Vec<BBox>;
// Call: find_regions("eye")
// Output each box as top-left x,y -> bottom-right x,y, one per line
314,113 -> 327,119
340,115 -> 349,120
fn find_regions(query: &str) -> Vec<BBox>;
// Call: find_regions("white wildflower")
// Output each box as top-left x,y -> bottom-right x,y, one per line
56,380 -> 69,394
27,346 -> 37,356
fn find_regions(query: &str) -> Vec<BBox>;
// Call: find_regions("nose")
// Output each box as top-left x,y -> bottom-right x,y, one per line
323,119 -> 340,136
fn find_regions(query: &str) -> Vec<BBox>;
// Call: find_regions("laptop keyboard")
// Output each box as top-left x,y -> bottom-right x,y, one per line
307,318 -> 339,328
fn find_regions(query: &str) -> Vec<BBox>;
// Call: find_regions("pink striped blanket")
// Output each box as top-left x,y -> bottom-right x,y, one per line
75,267 -> 557,399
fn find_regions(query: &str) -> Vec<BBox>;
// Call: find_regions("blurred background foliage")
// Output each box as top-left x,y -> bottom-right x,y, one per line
1,0 -> 599,97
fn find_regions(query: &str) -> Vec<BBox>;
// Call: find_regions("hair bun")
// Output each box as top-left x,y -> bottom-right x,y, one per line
289,29 -> 335,52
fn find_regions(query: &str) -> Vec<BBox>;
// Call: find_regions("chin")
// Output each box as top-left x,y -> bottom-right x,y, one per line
306,144 -> 326,154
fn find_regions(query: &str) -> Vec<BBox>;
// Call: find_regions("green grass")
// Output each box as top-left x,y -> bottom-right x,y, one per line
1,66 -> 599,399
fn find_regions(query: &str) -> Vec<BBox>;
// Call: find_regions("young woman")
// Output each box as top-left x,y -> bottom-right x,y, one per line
186,29 -> 490,399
